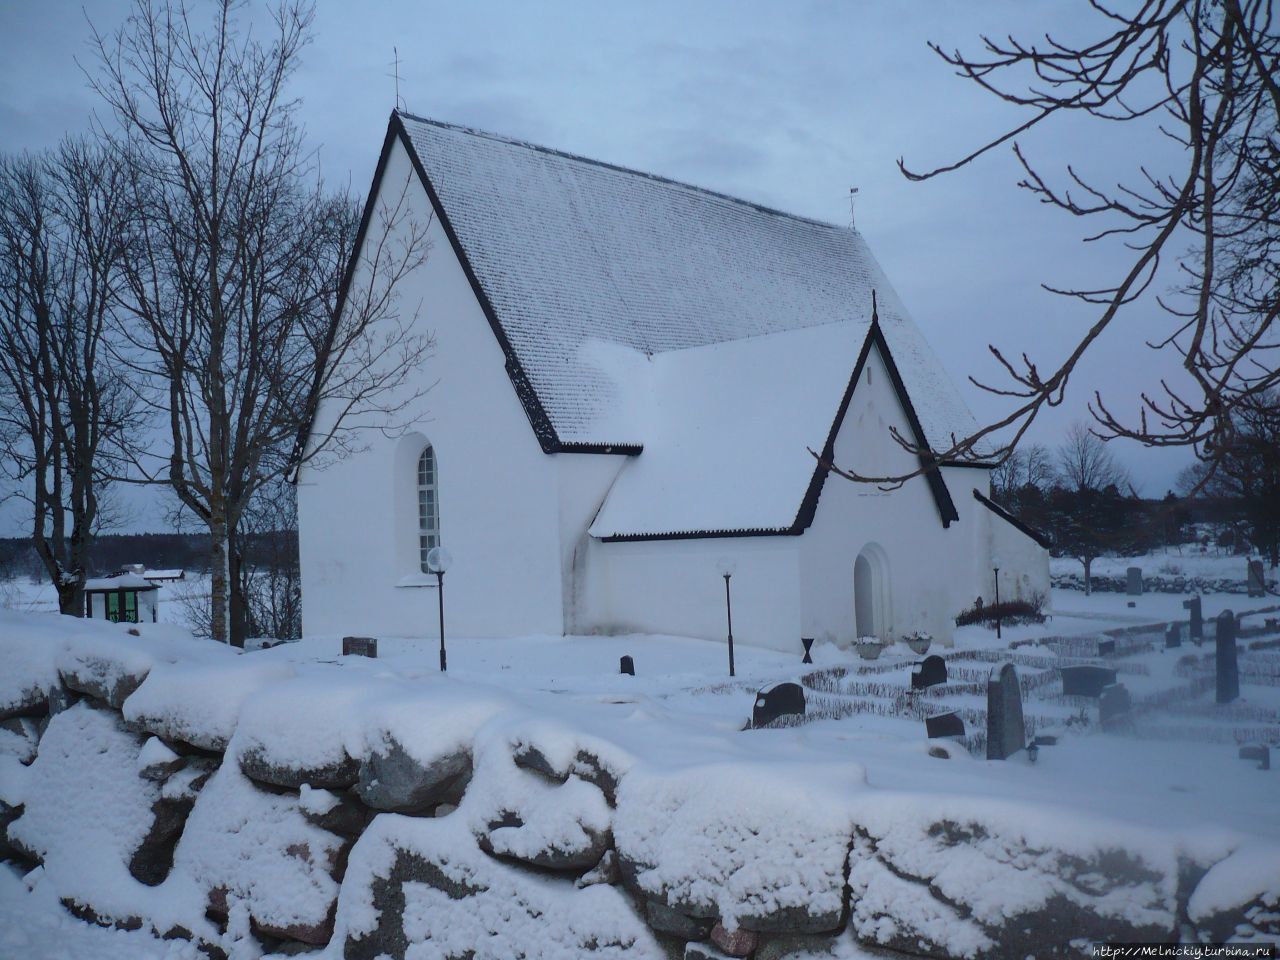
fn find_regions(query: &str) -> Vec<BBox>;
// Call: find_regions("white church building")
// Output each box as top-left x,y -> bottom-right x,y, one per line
297,112 -> 1050,653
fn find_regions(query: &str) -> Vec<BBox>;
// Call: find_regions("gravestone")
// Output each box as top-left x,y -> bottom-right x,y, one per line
1239,744 -> 1271,771
1126,567 -> 1143,596
342,636 -> 378,658
911,655 -> 947,691
1165,623 -> 1182,649
1216,611 -> 1239,704
1247,559 -> 1266,598
1099,683 -> 1133,733
1096,638 -> 1117,657
1061,664 -> 1117,698
1184,596 -> 1203,643
925,711 -> 965,739
752,682 -> 805,729
801,637 -> 814,665
619,655 -> 635,676
985,662 -> 1025,760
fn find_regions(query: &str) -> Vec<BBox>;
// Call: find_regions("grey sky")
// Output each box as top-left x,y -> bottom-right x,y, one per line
0,0 -> 1197,533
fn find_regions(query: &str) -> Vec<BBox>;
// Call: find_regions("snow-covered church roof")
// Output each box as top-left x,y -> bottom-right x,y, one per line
383,113 -> 987,536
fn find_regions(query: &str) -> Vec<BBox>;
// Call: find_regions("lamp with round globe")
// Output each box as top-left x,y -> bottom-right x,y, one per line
427,546 -> 452,671
716,557 -> 737,676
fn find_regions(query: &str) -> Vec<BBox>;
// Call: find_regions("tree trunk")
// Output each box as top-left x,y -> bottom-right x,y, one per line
1082,557 -> 1093,596
209,496 -> 232,645
228,532 -> 249,649
57,581 -> 83,617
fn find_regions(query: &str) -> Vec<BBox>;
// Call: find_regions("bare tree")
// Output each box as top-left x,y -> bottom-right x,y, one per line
827,1 -> 1279,486
1056,423 -> 1132,494
1179,390 -> 1280,566
92,0 -> 432,645
990,442 -> 1054,499
0,141 -> 139,615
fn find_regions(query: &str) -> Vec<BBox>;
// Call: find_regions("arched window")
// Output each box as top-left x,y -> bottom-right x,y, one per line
417,446 -> 440,572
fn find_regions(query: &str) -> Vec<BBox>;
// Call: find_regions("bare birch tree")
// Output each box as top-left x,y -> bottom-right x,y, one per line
92,0 -> 432,645
827,0 -> 1279,487
0,141 -> 139,615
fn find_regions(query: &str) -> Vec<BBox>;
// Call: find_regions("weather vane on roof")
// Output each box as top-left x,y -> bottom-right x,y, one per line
388,47 -> 406,112
848,186 -> 860,229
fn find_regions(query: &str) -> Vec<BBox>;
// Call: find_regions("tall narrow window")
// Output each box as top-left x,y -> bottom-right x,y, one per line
417,446 -> 440,572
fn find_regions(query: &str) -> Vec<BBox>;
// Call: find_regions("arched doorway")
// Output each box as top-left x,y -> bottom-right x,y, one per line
854,544 -> 890,640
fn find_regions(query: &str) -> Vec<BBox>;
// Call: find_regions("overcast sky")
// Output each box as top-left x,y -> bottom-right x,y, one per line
0,0 -> 1198,534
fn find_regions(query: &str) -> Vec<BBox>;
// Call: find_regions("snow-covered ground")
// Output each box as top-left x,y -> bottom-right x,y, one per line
3,572 -> 1279,958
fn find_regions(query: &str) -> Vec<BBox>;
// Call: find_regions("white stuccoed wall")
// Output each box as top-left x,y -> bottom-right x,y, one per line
577,534 -> 804,653
298,140 -> 567,640
798,345 -> 987,647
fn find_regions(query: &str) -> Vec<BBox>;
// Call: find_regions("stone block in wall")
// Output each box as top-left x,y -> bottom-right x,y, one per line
239,745 -> 361,791
356,737 -> 472,814
61,655 -> 150,710
339,815 -> 661,960
845,811 -> 1180,960
1187,845 -> 1280,944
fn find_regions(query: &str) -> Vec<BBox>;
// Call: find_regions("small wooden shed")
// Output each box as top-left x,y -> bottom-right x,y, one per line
83,573 -> 160,624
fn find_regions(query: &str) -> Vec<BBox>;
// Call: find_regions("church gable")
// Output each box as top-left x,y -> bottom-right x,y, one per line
326,112 -> 985,538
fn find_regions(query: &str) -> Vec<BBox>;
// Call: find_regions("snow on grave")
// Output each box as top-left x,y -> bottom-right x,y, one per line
845,794 -> 1180,960
613,761 -> 858,935
123,656 -> 294,752
169,762 -> 344,945
336,812 -> 663,960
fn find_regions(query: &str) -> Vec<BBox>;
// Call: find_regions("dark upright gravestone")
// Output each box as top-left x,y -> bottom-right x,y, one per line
1184,596 -> 1203,643
620,655 -> 635,676
1061,664 -> 1118,698
1239,745 -> 1271,771
1165,623 -> 1182,649
342,636 -> 378,658
1096,638 -> 1117,657
1126,567 -> 1143,596
986,662 -> 1025,760
1216,611 -> 1239,704
911,655 -> 947,691
926,712 -> 965,739
801,638 -> 814,665
1247,559 -> 1266,598
1099,683 -> 1133,733
752,682 -> 806,729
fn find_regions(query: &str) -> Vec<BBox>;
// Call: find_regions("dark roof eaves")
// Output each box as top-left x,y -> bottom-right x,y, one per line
973,488 -> 1054,549
393,113 -> 570,454
598,525 -> 797,543
787,314 -> 960,534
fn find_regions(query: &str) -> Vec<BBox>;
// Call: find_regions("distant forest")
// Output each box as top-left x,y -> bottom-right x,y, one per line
0,531 -> 297,582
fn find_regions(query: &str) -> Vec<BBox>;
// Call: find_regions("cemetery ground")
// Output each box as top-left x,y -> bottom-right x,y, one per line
1,569 -> 1279,959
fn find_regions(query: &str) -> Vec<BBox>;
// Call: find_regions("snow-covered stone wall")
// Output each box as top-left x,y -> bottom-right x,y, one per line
3,613 -> 1275,960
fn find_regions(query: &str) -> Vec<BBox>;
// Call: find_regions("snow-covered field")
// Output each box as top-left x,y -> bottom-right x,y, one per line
2,574 -> 1279,958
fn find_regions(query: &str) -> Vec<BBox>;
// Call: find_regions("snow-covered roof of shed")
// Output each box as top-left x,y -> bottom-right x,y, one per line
395,113 -> 983,455
83,573 -> 158,592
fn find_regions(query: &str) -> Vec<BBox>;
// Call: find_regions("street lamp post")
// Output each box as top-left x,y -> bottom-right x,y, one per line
427,547 -> 452,672
992,553 -> 1002,641
717,558 -> 737,677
